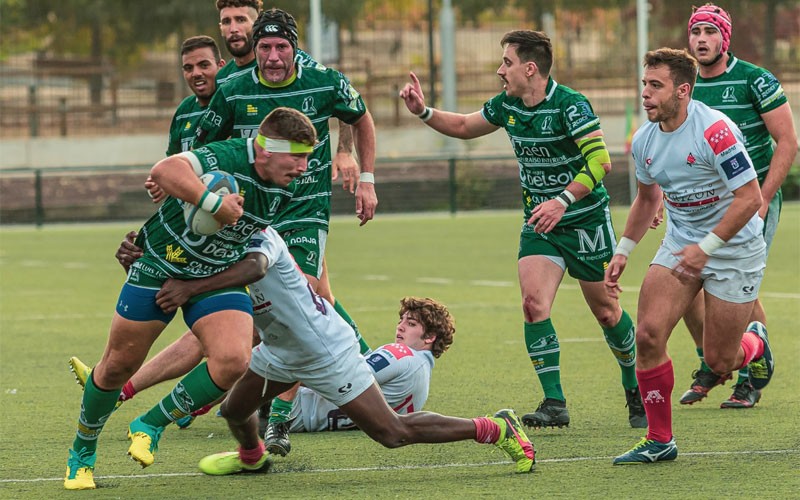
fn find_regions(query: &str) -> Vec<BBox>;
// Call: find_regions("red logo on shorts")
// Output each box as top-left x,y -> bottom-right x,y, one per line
704,120 -> 736,154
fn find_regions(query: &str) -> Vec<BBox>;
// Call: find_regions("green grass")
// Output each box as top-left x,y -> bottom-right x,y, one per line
1,205 -> 798,499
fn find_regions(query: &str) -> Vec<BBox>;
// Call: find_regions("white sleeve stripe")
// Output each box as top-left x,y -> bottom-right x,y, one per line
178,151 -> 204,176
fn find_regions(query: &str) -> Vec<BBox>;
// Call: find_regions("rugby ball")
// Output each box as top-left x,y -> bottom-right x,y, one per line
183,171 -> 239,235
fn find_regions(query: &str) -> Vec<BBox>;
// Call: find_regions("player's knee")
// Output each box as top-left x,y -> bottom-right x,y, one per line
208,351 -> 250,387
634,323 -> 663,355
363,418 -> 409,448
522,295 -> 550,321
703,351 -> 736,375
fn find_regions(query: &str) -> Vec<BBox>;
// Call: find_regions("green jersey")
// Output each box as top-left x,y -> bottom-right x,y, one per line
166,96 -> 207,156
216,58 -> 257,87
194,63 -> 366,232
482,77 -> 608,225
134,138 -> 294,280
693,53 -> 788,182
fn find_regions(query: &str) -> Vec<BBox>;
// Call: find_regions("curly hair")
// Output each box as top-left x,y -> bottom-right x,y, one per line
399,297 -> 455,359
215,0 -> 262,11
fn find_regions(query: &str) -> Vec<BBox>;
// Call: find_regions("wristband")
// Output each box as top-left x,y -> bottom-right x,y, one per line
418,107 -> 433,122
555,190 -> 576,208
199,190 -> 223,214
359,172 -> 375,184
698,232 -> 725,255
614,237 -> 637,257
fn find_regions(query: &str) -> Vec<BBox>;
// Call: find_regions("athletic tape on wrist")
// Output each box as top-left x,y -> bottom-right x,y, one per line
614,237 -> 637,257
359,172 -> 375,184
199,190 -> 223,214
698,232 -> 725,255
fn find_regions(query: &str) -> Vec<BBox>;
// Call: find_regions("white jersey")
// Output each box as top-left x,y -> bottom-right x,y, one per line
632,100 -> 763,256
290,343 -> 435,432
246,227 -> 357,370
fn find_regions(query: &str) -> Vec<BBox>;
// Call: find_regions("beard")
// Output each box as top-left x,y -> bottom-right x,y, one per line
226,37 -> 253,58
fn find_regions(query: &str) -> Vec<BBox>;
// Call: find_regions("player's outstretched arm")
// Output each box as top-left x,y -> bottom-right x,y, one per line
155,253 -> 268,313
399,71 -> 498,139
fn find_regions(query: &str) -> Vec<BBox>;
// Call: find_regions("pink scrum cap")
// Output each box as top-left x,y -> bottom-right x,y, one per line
688,4 -> 732,53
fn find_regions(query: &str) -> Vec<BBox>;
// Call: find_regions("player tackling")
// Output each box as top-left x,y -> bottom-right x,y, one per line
605,48 -> 774,464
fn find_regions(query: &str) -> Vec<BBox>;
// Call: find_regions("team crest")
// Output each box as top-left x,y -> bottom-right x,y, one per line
721,86 -> 737,103
302,96 -> 317,115
686,153 -> 696,166
507,115 -> 516,126
541,115 -> 553,134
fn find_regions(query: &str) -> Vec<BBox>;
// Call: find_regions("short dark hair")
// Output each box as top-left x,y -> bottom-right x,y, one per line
180,35 -> 221,62
643,48 -> 699,90
259,107 -> 316,146
399,296 -> 455,359
215,0 -> 262,11
500,30 -> 553,76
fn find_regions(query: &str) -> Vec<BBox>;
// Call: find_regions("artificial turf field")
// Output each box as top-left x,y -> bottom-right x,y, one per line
1,205 -> 798,498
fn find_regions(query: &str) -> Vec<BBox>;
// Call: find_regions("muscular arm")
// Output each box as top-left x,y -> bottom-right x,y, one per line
150,155 -> 242,225
759,103 -> 798,215
352,111 -> 378,225
709,178 -> 763,241
529,130 -> 610,233
620,181 -> 664,243
333,122 -> 358,193
156,253 -> 268,313
423,109 -> 499,140
399,71 -> 498,139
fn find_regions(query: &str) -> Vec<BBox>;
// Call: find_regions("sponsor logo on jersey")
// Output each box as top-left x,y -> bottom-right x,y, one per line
664,187 -> 719,208
383,343 -> 414,359
302,96 -> 317,115
507,115 -> 516,126
165,244 -> 188,263
367,352 -> 390,371
525,170 -> 572,188
742,285 -> 755,294
289,235 -> 318,246
183,121 -> 192,130
721,86 -> 737,103
246,103 -> 259,116
337,383 -> 353,394
686,153 -> 696,166
646,158 -> 652,165
720,151 -> 750,180
704,120 -> 737,154
644,390 -> 665,404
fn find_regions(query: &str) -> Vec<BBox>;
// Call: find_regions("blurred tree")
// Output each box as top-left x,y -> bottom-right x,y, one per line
0,0 -> 218,104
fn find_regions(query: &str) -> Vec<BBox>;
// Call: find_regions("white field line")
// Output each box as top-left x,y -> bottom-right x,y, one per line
3,448 -> 797,484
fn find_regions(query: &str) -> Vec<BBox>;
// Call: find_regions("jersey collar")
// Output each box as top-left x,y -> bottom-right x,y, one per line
723,52 -> 739,74
544,77 -> 557,102
253,63 -> 302,88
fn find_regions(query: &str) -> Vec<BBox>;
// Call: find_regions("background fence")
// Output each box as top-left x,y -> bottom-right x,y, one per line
1,0 -> 799,225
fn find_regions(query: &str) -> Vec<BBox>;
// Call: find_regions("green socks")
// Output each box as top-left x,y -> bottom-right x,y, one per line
141,361 -> 226,428
268,397 -> 293,424
334,299 -> 371,355
524,319 -> 564,401
72,373 -> 122,455
696,347 -> 712,372
602,310 -> 638,390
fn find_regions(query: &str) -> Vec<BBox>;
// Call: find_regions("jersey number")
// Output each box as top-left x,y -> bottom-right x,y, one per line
306,283 -> 328,315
